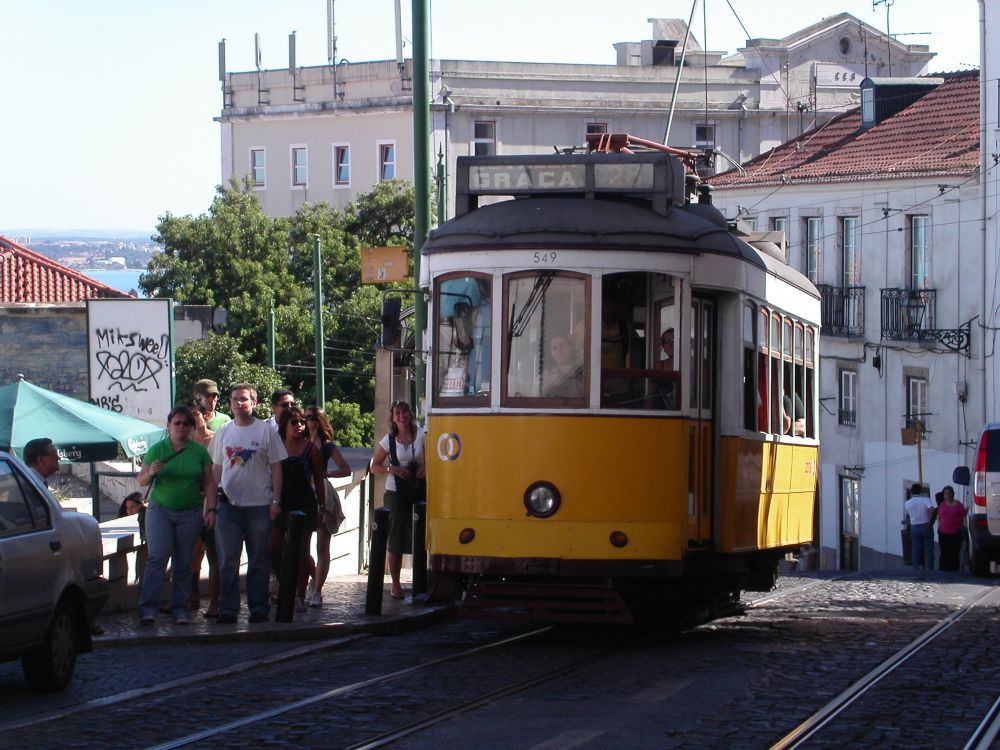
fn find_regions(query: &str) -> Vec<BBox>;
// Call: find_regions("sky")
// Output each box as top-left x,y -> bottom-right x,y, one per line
0,0 -> 982,234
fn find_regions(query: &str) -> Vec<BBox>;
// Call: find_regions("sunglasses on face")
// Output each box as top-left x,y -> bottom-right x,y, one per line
290,419 -> 307,426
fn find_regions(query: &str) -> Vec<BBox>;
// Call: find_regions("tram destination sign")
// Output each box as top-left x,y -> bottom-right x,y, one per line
468,163 -> 654,194
361,246 -> 409,283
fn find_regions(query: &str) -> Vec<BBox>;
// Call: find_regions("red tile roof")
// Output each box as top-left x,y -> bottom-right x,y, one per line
0,236 -> 131,302
713,72 -> 980,190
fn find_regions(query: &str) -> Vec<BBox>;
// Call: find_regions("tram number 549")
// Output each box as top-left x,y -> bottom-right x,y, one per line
532,251 -> 558,264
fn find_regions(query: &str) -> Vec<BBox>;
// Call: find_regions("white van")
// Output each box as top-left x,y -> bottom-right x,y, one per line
953,423 -> 1000,576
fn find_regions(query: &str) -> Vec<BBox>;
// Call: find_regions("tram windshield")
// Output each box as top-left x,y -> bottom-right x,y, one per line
503,271 -> 588,404
434,274 -> 492,402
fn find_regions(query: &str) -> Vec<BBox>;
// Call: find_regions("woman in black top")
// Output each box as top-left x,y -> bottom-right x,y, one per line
270,406 -> 326,611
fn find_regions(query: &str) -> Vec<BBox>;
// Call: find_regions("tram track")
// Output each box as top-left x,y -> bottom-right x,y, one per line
769,584 -> 1000,750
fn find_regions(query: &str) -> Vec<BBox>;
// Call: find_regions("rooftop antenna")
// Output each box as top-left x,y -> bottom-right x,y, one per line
290,31 -> 305,102
254,31 -> 262,72
394,0 -> 404,67
327,0 -> 343,101
873,0 -> 894,76
254,32 -> 269,105
218,38 -> 231,108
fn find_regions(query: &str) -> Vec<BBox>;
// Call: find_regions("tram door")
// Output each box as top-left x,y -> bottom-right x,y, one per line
688,297 -> 714,544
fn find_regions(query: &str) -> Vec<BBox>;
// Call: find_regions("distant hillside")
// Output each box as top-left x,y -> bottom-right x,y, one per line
1,233 -> 159,271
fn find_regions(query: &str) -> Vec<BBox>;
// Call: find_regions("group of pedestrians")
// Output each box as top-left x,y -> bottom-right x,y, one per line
135,381 -> 352,625
904,483 -> 967,572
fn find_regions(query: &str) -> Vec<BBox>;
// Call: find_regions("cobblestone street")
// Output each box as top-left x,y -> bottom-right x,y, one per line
3,571 -> 997,749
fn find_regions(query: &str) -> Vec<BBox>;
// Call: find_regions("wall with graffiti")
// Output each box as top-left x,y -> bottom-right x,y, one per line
87,299 -> 174,424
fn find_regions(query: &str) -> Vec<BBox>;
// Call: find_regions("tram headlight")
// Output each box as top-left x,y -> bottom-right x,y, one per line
524,481 -> 561,518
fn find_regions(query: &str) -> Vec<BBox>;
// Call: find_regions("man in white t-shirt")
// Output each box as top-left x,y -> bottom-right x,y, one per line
211,384 -> 287,623
904,483 -> 937,572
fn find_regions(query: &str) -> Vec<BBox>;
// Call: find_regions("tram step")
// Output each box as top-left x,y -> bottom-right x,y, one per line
462,580 -> 634,624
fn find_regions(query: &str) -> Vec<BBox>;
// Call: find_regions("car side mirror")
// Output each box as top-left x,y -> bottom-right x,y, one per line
380,297 -> 402,348
952,466 -> 970,486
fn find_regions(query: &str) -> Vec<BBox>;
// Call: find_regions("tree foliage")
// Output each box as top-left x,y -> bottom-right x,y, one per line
145,178 -> 417,443
174,333 -> 284,420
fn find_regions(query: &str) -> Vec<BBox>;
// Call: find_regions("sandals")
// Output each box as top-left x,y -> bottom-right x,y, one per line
389,590 -> 405,600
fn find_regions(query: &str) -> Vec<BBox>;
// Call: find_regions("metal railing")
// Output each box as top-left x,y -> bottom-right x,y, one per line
818,285 -> 865,337
880,288 -> 936,342
838,409 -> 857,427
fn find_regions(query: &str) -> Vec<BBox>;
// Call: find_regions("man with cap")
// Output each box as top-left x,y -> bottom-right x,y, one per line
193,379 -> 232,431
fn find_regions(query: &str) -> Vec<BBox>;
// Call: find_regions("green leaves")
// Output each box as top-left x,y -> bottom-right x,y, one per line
147,177 -> 417,445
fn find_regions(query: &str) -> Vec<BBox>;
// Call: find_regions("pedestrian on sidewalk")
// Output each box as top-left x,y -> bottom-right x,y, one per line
936,485 -> 966,571
305,405 -> 352,607
904,483 -> 937,572
193,379 -> 231,431
187,402 -> 220,617
265,389 -> 296,431
23,437 -> 59,488
270,406 -> 326,612
369,401 -> 425,600
136,405 -> 216,625
210,384 -> 286,624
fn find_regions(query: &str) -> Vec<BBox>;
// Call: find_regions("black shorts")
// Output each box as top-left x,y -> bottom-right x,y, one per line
383,490 -> 413,555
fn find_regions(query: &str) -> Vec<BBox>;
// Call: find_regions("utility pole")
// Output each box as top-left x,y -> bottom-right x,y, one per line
412,0 -> 430,417
313,235 -> 325,406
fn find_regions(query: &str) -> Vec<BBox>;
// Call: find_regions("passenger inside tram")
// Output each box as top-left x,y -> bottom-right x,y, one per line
544,334 -> 584,398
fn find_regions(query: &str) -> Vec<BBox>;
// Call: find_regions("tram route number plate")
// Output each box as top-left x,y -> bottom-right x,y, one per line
361,246 -> 409,284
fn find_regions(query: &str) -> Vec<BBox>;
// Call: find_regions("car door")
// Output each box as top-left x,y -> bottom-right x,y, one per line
0,459 -> 63,648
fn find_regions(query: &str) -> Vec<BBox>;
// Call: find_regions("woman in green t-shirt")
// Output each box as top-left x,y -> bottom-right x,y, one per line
136,405 -> 217,625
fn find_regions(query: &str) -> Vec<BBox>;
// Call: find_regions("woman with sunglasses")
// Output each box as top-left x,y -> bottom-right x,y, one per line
271,406 -> 327,611
136,404 -> 217,625
370,400 -> 425,600
304,406 -> 352,607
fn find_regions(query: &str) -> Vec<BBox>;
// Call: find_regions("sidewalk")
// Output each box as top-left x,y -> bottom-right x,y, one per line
92,572 -> 454,647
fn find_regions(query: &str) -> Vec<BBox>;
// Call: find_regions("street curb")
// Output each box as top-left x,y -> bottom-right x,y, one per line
92,602 -> 456,648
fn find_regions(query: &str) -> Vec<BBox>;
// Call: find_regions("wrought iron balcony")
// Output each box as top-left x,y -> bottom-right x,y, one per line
818,285 -> 865,337
838,409 -> 857,427
880,288 -> 971,353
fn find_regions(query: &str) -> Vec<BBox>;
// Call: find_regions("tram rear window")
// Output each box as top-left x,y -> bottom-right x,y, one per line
434,274 -> 492,403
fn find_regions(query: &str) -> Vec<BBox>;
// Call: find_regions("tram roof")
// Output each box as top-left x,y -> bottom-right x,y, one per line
422,195 -> 766,268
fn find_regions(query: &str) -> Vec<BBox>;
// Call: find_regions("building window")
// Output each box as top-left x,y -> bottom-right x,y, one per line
841,216 -> 859,286
694,122 -> 715,147
472,121 -> 496,156
906,374 -> 928,432
910,215 -> 930,289
769,217 -> 788,234
333,144 -> 350,187
861,87 -> 875,126
839,368 -> 857,426
291,146 -> 308,188
586,122 -> 608,135
250,148 -> 266,188
378,142 -> 395,181
804,217 -> 822,283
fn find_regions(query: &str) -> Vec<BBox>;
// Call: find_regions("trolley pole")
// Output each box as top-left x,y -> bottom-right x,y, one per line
313,235 -> 325,405
412,0 -> 430,415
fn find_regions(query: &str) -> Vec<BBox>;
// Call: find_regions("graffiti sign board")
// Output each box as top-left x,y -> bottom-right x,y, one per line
87,298 -> 174,424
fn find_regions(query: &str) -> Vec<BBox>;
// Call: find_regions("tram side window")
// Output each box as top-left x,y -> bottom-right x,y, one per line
435,274 -> 491,402
805,326 -> 816,438
758,308 -> 769,432
743,301 -> 756,430
503,271 -> 588,405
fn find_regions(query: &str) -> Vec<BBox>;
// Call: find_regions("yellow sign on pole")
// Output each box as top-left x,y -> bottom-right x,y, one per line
361,246 -> 410,284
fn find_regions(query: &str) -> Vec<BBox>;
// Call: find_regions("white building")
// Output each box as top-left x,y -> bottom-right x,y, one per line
217,14 -> 933,219
712,72 -> 981,570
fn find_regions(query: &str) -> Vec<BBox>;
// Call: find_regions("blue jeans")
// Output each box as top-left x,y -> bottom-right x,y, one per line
138,501 -> 204,618
910,523 -> 934,571
215,502 -> 271,617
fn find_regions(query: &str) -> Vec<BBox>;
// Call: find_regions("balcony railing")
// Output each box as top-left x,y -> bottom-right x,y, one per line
818,285 -> 865,337
880,288 -> 936,342
838,409 -> 857,427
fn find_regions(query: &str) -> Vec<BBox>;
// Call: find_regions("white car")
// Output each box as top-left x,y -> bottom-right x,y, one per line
0,451 -> 108,691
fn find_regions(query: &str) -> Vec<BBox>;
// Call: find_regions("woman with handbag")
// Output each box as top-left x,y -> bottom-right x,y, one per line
304,406 -> 352,607
136,405 -> 217,625
270,406 -> 327,611
369,400 -> 425,599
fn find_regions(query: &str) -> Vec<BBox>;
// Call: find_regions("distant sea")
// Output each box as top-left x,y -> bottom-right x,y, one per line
85,269 -> 147,298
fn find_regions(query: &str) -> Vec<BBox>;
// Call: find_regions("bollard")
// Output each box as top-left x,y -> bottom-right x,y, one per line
275,511 -> 306,623
365,506 -> 391,615
412,501 -> 427,597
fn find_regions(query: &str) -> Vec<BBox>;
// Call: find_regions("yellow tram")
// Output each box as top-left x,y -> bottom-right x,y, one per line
412,143 -> 818,623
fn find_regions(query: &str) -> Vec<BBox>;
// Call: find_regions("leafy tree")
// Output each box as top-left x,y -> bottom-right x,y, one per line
174,333 -> 284,420
345,178 -> 415,248
323,398 -> 375,448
